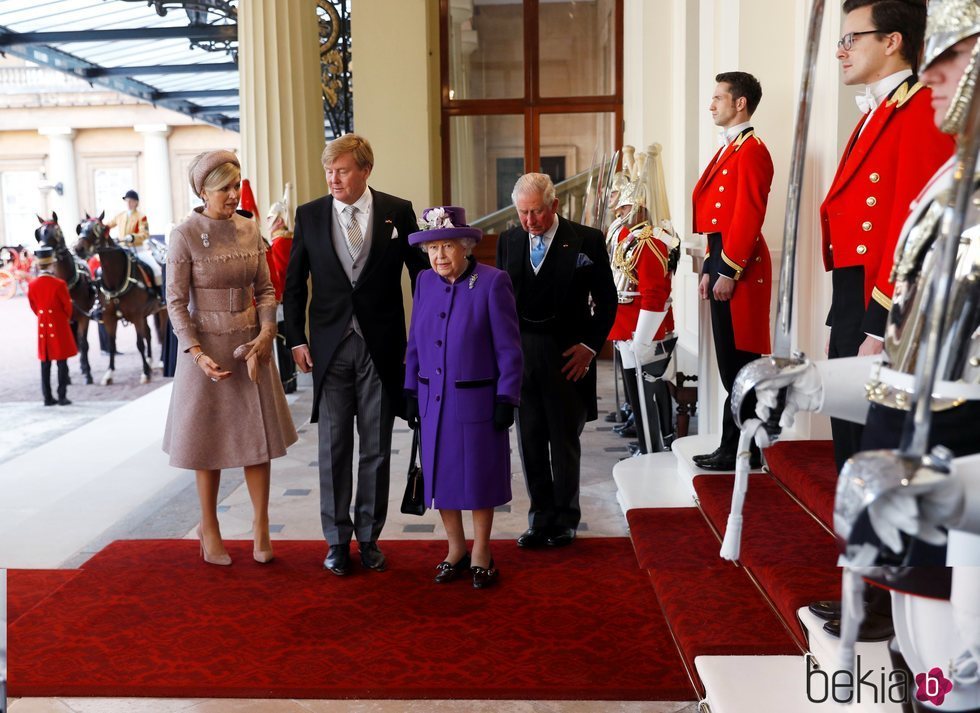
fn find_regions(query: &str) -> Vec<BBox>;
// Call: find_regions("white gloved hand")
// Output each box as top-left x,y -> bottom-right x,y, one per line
867,468 -> 966,554
632,310 -> 667,366
754,362 -> 823,430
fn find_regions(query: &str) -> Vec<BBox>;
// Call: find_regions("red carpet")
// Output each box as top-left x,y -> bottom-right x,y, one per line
7,570 -> 78,624
8,538 -> 692,701
764,440 -> 837,529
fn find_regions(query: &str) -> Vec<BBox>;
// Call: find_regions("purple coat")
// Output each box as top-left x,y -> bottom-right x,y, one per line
404,260 -> 523,510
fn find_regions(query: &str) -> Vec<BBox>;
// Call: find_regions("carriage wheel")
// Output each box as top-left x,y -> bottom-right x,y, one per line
0,269 -> 16,300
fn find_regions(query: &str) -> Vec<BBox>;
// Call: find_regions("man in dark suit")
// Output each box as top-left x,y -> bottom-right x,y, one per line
496,172 -> 617,548
283,133 -> 427,575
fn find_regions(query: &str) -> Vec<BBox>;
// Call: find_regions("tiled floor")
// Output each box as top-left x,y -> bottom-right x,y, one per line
6,365 -> 700,712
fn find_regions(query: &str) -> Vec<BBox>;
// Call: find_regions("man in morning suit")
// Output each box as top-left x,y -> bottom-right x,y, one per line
821,0 -> 954,470
496,173 -> 617,548
691,71 -> 774,472
283,133 -> 428,575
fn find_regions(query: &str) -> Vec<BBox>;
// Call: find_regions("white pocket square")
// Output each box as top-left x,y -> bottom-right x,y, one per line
390,225 -> 399,240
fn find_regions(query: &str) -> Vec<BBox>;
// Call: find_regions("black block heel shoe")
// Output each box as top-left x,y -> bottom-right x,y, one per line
472,558 -> 499,589
434,553 -> 471,583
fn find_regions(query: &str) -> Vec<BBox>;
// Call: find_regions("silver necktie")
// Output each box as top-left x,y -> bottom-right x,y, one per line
344,205 -> 363,261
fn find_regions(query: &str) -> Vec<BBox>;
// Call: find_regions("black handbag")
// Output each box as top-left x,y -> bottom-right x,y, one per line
400,427 -> 426,516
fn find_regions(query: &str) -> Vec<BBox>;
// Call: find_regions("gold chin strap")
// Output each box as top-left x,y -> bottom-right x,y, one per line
942,37 -> 980,134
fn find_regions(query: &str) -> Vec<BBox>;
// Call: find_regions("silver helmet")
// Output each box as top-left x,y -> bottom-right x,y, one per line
923,0 -> 980,134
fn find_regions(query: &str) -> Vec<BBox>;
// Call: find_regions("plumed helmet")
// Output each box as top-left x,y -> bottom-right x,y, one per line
266,183 -> 294,233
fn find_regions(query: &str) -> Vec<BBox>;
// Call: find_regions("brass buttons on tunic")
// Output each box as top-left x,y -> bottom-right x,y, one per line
719,186 -> 726,192
866,196 -> 877,207
857,244 -> 868,255
711,218 -> 718,225
862,221 -> 872,232
870,172 -> 880,183
722,169 -> 729,175
715,202 -> 722,208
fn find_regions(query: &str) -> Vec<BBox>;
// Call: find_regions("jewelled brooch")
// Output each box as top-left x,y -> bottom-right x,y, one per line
200,233 -> 210,248
468,272 -> 479,290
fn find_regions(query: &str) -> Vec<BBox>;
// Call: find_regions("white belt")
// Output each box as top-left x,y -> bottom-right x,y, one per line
878,366 -> 980,401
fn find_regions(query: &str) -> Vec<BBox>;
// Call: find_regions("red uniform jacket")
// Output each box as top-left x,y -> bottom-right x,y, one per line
692,128 -> 774,354
609,222 -> 674,341
820,78 -> 954,336
266,230 -> 292,302
27,273 -> 78,361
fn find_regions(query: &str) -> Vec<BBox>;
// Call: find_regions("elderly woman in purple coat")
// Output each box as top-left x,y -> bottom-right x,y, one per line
405,206 -> 523,589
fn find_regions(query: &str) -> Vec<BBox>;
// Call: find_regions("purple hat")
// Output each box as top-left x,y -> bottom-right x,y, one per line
408,206 -> 482,246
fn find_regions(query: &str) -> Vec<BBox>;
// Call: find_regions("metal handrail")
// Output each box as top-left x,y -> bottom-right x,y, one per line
470,169 -> 593,234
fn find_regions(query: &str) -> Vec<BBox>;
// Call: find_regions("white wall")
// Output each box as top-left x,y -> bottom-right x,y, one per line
623,0 -> 861,439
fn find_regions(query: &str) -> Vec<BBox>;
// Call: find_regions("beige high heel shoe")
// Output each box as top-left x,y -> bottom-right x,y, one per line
197,524 -> 232,566
253,521 -> 274,564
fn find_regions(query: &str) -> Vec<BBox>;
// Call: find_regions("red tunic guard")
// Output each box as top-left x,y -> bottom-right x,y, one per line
608,222 -> 675,343
692,129 -> 774,355
28,273 -> 78,361
820,78 -> 954,333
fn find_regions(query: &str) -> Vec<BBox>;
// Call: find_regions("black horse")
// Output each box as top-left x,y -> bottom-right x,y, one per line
35,212 -> 98,384
75,213 -> 168,385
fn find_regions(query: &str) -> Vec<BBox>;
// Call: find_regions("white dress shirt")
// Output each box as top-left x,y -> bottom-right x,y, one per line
858,68 -> 913,136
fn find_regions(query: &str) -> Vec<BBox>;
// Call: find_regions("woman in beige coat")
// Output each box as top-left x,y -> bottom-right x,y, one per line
163,150 -> 297,566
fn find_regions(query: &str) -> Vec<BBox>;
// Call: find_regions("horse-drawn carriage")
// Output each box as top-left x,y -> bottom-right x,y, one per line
34,211 -> 168,385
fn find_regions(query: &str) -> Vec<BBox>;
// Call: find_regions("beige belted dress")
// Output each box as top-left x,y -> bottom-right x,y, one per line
162,208 -> 297,470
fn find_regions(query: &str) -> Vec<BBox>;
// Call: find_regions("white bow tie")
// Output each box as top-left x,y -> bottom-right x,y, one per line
855,88 -> 878,114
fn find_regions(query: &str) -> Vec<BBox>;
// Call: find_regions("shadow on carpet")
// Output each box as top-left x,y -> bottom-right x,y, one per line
8,537 -> 691,700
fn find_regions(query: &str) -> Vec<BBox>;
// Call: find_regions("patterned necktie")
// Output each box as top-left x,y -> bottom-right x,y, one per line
530,235 -> 546,269
343,205 -> 363,261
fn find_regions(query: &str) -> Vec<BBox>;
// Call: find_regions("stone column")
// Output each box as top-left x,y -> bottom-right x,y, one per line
38,127 -> 80,232
135,124 -> 174,233
238,0 -> 325,218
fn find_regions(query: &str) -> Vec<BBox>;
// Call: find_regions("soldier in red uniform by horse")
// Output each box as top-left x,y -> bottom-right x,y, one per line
27,246 -> 77,406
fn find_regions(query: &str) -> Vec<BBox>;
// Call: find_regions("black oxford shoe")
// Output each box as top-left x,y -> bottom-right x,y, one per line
546,528 -> 576,547
517,528 -> 549,548
435,553 -> 471,584
808,600 -> 842,622
823,613 -> 895,642
323,544 -> 350,576
358,541 -> 387,572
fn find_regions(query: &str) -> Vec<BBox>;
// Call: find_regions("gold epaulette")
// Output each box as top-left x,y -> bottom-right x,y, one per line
634,227 -> 668,274
734,130 -> 757,150
890,80 -> 924,109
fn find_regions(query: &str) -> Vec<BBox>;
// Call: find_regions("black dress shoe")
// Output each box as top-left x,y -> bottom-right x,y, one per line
693,447 -> 724,465
695,450 -> 737,471
808,600 -> 842,622
696,450 -> 762,471
517,528 -> 549,548
323,544 -> 350,576
358,541 -> 387,571
823,613 -> 895,642
435,553 -> 471,583
615,423 -> 637,438
546,528 -> 576,547
43,398 -> 57,406
472,558 -> 499,589
57,397 -> 72,406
